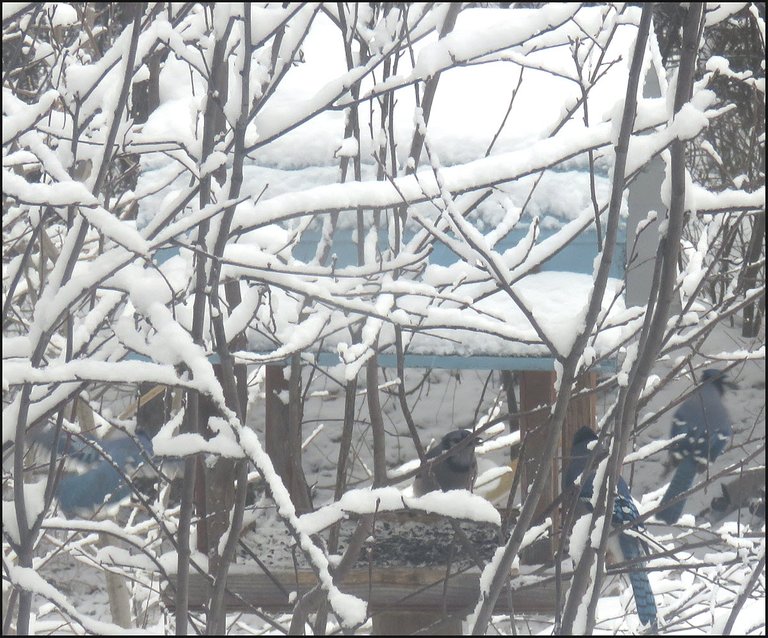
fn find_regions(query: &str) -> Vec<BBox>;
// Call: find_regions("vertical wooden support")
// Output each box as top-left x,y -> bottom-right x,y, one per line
519,371 -> 596,564
519,371 -> 558,564
288,356 -> 313,511
265,365 -> 290,485
265,364 -> 312,512
196,388 -> 228,559
563,373 -> 597,452
135,382 -> 167,436
196,364 -> 248,561
501,371 -> 520,462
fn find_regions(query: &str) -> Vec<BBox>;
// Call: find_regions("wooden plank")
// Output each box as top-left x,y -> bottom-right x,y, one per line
563,373 -> 597,456
373,611 -> 461,635
164,568 -> 558,614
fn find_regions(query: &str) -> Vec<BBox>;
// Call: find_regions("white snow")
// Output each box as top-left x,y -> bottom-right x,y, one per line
48,3 -> 78,28
4,2 -> 764,635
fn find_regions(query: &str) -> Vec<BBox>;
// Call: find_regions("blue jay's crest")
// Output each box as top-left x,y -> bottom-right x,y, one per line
413,428 -> 480,496
564,426 -> 658,627
657,369 -> 733,524
437,428 -> 479,471
563,426 -> 605,493
700,368 -> 734,395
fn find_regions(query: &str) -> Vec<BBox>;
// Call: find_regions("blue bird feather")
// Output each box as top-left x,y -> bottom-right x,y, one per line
657,369 -> 733,524
34,427 -> 154,517
564,426 -> 658,627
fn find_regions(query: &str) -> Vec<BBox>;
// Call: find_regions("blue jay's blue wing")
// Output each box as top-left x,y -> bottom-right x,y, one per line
564,427 -> 658,627
35,429 -> 155,517
658,370 -> 733,524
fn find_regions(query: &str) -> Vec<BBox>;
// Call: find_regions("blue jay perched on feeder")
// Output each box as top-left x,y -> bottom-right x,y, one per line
563,426 -> 657,628
413,429 -> 481,496
656,369 -> 734,525
35,427 -> 155,517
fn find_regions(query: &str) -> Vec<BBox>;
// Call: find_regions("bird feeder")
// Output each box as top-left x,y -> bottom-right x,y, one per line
141,6 -> 667,631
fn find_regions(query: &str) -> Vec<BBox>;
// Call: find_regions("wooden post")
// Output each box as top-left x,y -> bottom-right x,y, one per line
264,363 -> 312,512
263,364 -> 307,510
265,365 -> 289,483
195,363 -> 248,561
519,371 -> 596,563
519,371 -> 558,564
501,371 -> 520,463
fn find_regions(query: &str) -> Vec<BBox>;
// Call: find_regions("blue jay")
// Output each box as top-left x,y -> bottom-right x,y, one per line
34,427 -> 155,517
413,429 -> 480,496
564,426 -> 657,627
656,369 -> 733,524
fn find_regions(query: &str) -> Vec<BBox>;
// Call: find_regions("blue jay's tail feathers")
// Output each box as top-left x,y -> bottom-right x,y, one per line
565,427 -> 658,626
627,568 -> 658,627
617,532 -> 658,626
657,455 -> 697,524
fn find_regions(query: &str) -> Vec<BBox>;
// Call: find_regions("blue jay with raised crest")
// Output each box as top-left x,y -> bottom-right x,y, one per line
564,426 -> 657,628
656,369 -> 734,525
413,429 -> 480,496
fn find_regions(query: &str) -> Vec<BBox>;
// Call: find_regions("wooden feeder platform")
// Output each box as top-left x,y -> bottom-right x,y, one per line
164,511 -> 559,635
165,566 -> 557,614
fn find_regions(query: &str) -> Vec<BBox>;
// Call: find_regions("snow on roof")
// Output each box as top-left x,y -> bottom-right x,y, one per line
132,6 -> 652,367
250,6 -> 640,168
218,263 -> 640,365
137,6 -> 639,230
